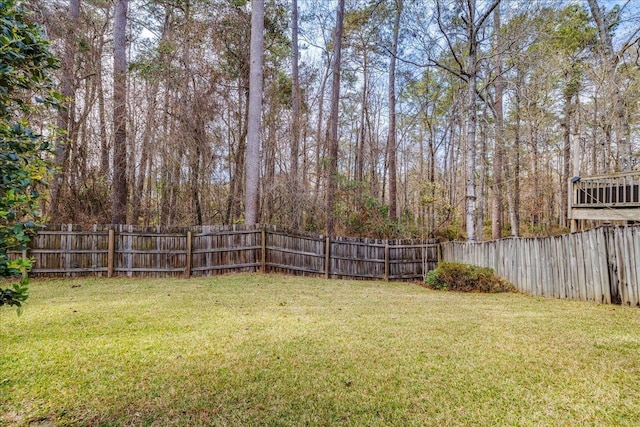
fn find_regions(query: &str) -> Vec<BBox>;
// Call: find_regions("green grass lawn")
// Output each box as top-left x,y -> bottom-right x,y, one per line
1,274 -> 639,426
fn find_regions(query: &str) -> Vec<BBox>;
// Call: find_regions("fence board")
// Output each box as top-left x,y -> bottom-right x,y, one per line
442,226 -> 640,306
28,225 -> 110,276
597,230 -> 611,303
22,225 -> 437,282
614,229 -> 629,305
632,228 -> 640,306
191,227 -> 261,276
28,223 -> 640,307
626,228 -> 639,306
265,230 -> 325,276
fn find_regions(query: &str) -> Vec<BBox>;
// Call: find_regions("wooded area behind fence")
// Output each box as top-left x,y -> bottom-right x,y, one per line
442,226 -> 640,307
21,224 -> 438,281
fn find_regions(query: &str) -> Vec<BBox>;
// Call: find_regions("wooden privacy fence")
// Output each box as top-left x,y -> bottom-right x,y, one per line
442,226 -> 640,307
24,224 -> 438,281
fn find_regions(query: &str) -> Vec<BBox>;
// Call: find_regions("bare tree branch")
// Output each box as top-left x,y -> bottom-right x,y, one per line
436,0 -> 465,73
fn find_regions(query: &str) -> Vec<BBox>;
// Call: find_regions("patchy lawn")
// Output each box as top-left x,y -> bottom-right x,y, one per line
1,274 -> 639,426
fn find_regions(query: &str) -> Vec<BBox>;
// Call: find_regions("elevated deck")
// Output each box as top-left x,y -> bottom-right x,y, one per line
569,171 -> 640,222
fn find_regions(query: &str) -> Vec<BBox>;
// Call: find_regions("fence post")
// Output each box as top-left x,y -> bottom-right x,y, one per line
107,229 -> 115,278
384,241 -> 389,281
92,224 -> 98,274
261,226 -> 267,273
184,230 -> 192,279
62,224 -> 72,277
324,236 -> 331,279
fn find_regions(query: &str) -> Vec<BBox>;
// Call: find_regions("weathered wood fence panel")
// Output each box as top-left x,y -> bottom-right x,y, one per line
17,224 -> 640,305
21,224 -> 437,281
389,240 -> 438,280
29,225 -> 110,275
115,227 -> 188,277
265,228 -> 325,276
191,226 -> 261,276
330,237 -> 386,280
442,226 -> 640,306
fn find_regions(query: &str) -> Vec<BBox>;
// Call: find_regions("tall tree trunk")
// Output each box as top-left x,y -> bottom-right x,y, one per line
179,0 -> 204,226
428,126 -> 436,237
226,85 -> 248,224
356,61 -> 367,184
192,138 -> 203,225
111,0 -> 128,224
587,0 -> 629,170
446,112 -> 456,211
367,111 -> 377,197
49,0 -> 80,220
387,0 -> 402,222
245,0 -> 264,225
503,61 -> 522,237
477,113 -> 487,242
561,90 -> 572,229
290,0 -> 301,229
313,56 -> 331,210
131,82 -> 157,224
325,0 -> 345,237
143,135 -> 154,226
136,8 -> 171,225
264,108 -> 277,223
491,5 -> 503,240
465,12 -> 478,242
511,85 -> 521,236
160,87 -> 180,226
160,91 -> 171,226
532,126 -> 540,227
98,38 -> 109,177
169,138 -> 182,225
435,0 -> 499,241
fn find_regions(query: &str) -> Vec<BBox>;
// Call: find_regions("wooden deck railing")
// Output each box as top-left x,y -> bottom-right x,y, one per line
572,171 -> 640,208
569,171 -> 640,223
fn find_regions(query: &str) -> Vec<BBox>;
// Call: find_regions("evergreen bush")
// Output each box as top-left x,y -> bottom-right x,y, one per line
425,262 -> 517,293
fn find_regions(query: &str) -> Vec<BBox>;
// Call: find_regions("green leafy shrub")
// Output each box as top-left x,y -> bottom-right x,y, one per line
425,262 -> 517,293
0,0 -> 59,314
